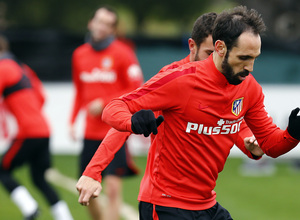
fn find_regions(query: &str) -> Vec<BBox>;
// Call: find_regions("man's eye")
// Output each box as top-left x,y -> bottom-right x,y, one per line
206,51 -> 213,55
239,56 -> 248,60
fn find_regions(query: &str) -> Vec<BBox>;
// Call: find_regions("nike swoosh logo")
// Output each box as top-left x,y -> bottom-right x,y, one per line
199,103 -> 209,110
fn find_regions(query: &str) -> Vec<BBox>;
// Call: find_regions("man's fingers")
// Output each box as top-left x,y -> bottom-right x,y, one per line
93,187 -> 101,198
78,190 -> 93,206
152,115 -> 164,135
139,118 -> 150,136
156,115 -> 164,127
76,176 -> 102,206
250,138 -> 257,144
149,118 -> 158,135
79,200 -> 89,206
133,117 -> 150,136
80,188 -> 100,205
290,107 -> 300,119
132,117 -> 143,134
131,111 -> 164,136
246,135 -> 257,145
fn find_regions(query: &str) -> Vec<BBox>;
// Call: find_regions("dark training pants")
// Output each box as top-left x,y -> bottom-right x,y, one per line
0,138 -> 59,205
80,139 -> 138,178
139,201 -> 233,220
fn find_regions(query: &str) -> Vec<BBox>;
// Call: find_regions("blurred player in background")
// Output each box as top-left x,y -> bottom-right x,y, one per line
76,11 -> 265,214
69,5 -> 144,220
0,35 -> 73,220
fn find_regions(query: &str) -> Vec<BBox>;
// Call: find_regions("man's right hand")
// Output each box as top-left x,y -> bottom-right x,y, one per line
87,98 -> 104,117
287,107 -> 300,140
69,124 -> 76,141
76,176 -> 102,206
131,109 -> 164,137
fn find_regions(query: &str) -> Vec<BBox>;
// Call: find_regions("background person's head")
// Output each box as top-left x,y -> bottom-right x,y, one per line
88,6 -> 119,42
189,12 -> 217,61
213,6 -> 266,85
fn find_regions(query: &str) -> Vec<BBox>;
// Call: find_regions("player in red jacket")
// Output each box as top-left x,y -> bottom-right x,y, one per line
0,35 -> 73,220
76,11 -> 264,212
100,6 -> 300,219
70,6 -> 143,220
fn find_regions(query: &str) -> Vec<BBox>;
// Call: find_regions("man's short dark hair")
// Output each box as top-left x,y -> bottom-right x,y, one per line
90,5 -> 119,27
212,5 -> 266,51
191,12 -> 218,47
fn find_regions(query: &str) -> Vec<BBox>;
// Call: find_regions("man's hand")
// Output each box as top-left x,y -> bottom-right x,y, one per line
88,98 -> 104,117
69,124 -> 77,141
76,176 -> 102,206
131,109 -> 164,137
244,136 -> 264,157
287,107 -> 300,140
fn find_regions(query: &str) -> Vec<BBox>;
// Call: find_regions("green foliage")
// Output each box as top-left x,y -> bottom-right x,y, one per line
0,0 -> 236,36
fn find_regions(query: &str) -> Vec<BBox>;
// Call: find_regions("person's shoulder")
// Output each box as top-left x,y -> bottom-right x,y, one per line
0,59 -> 22,82
238,73 -> 262,97
110,40 -> 137,62
192,56 -> 216,76
156,61 -> 198,84
244,73 -> 259,85
144,65 -> 193,89
73,43 -> 91,55
159,63 -> 180,72
176,60 -> 200,73
160,58 -> 188,72
0,59 -> 20,71
113,40 -> 135,52
240,74 -> 263,101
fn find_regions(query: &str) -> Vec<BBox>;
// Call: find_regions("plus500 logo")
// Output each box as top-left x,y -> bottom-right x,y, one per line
186,119 -> 243,135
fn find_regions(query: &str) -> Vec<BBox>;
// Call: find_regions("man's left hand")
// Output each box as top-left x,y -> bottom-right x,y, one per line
244,136 -> 264,157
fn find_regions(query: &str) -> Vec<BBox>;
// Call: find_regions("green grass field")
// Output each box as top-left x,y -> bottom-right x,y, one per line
1,155 -> 300,219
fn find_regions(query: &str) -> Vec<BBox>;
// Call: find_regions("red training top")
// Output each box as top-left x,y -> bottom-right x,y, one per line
0,59 -> 49,138
83,55 -> 258,183
102,54 -> 299,210
70,40 -> 143,139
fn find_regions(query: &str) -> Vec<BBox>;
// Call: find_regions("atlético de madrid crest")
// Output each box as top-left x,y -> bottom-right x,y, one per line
232,98 -> 243,116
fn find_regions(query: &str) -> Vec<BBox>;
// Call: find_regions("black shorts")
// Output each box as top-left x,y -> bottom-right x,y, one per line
79,139 -> 138,178
0,138 -> 50,171
139,201 -> 233,220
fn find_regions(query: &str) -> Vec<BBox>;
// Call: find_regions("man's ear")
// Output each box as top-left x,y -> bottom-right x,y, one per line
215,40 -> 226,57
87,20 -> 92,31
188,38 -> 197,54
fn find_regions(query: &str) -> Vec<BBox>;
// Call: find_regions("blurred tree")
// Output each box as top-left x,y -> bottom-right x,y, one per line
0,0 -> 224,36
1,0 -> 102,31
238,0 -> 300,52
119,0 -> 212,35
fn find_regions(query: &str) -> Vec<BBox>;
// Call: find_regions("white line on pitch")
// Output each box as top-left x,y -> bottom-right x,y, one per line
45,168 -> 139,220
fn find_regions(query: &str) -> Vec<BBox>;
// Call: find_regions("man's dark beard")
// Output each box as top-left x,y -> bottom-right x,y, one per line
194,50 -> 200,61
221,52 -> 249,85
